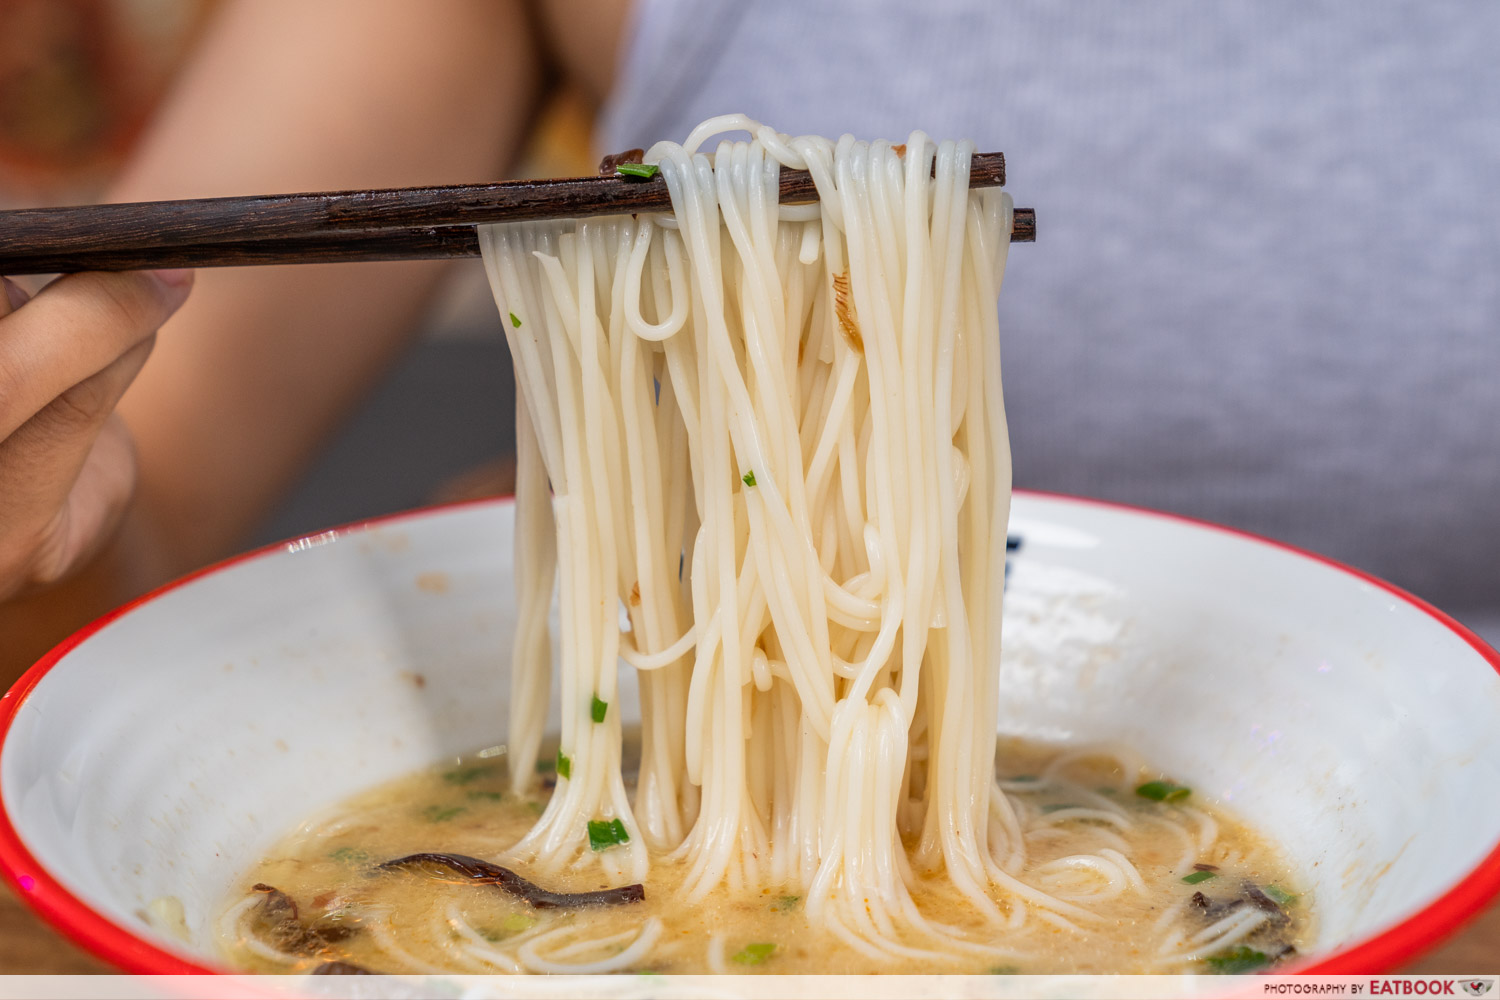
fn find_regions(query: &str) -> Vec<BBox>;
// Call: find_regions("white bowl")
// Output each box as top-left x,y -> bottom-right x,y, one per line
2,492 -> 1498,974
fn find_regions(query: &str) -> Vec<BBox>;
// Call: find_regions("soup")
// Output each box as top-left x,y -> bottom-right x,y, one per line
217,738 -> 1310,975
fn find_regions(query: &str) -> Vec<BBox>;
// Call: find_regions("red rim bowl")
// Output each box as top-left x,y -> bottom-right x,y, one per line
2,492 -> 1498,975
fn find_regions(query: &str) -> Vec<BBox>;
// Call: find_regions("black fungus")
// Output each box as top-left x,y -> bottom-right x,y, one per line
598,149 -> 646,174
249,883 -> 360,956
1190,881 -> 1299,972
312,960 -> 376,975
1242,882 -> 1291,926
1189,890 -> 1244,923
377,852 -> 645,908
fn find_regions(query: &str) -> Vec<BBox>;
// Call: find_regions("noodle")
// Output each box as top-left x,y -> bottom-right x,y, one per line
213,118 -> 1312,978
481,117 -> 1026,956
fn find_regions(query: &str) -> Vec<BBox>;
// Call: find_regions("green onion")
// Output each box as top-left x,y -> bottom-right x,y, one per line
502,913 -> 534,932
742,470 -> 757,487
442,765 -> 493,785
1264,884 -> 1299,907
535,758 -> 552,774
1009,774 -> 1038,783
556,750 -> 571,779
731,942 -> 777,965
771,895 -> 800,911
1181,870 -> 1217,885
588,818 -> 630,851
480,911 -> 535,941
615,162 -> 660,180
466,790 -> 503,801
1204,945 -> 1270,974
591,695 -> 608,723
509,312 -> 522,328
422,804 -> 466,823
328,847 -> 369,864
1136,780 -> 1191,803
1040,803 -> 1080,813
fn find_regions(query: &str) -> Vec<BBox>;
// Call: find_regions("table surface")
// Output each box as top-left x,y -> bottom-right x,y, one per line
2,881 -> 1497,974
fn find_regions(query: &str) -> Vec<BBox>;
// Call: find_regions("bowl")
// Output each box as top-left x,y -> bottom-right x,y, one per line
2,492 -> 1498,974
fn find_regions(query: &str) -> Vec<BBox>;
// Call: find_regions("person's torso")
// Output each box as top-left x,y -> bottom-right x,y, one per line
599,0 -> 1500,630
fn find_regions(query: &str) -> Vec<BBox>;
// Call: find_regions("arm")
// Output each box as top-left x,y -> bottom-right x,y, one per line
112,0 -> 549,575
0,0 -> 629,676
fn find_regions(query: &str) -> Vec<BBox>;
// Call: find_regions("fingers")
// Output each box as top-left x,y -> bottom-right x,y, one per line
0,269 -> 192,440
0,269 -> 189,595
11,332 -> 157,449
3,414 -> 141,597
1,277 -> 31,316
0,337 -> 156,597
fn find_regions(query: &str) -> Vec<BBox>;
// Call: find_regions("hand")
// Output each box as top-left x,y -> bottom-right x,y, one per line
0,270 -> 192,602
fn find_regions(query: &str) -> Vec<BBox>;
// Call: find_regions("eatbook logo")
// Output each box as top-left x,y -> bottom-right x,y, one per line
1461,980 -> 1495,998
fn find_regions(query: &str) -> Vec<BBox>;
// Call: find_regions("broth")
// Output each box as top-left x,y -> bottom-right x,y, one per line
216,737 -> 1311,975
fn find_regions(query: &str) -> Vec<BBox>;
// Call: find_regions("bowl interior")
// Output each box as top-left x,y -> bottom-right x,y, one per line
3,494 -> 1499,972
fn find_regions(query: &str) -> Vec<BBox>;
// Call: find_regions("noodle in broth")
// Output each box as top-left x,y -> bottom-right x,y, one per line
215,117 -> 1312,974
219,739 -> 1310,974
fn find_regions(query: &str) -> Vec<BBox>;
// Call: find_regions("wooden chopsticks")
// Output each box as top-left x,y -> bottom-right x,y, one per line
0,152 -> 1033,274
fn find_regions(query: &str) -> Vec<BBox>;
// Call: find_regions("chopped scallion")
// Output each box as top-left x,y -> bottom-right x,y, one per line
328,847 -> 369,864
1136,780 -> 1191,803
731,942 -> 777,965
742,470 -> 757,487
466,790 -> 502,801
771,895 -> 800,911
1041,803 -> 1080,814
587,818 -> 630,851
509,312 -> 522,328
591,695 -> 608,723
556,750 -> 571,779
1204,945 -> 1269,974
422,804 -> 466,823
1181,870 -> 1217,885
442,765 -> 493,785
1264,884 -> 1298,907
615,162 -> 660,180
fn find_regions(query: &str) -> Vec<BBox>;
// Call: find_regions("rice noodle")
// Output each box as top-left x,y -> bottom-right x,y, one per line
1151,908 -> 1271,967
481,117 -> 1019,959
443,904 -> 525,973
438,114 -> 1291,972
517,918 -> 664,974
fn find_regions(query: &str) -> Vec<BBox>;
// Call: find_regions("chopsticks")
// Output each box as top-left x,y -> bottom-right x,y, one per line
0,151 -> 1034,275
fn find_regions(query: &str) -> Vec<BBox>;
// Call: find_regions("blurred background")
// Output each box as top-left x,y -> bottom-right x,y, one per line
0,0 -> 212,205
0,0 -> 577,547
